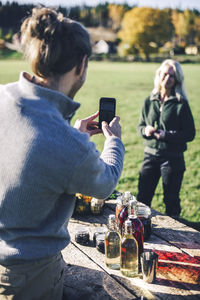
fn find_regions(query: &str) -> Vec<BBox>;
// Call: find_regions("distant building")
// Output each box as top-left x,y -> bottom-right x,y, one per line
87,26 -> 117,43
93,40 -> 109,54
87,27 -> 117,54
185,45 -> 199,55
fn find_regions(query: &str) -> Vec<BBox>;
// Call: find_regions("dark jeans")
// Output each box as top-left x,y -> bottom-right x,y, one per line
137,153 -> 185,216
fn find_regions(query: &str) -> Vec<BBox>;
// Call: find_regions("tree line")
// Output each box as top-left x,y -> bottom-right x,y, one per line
0,2 -> 200,60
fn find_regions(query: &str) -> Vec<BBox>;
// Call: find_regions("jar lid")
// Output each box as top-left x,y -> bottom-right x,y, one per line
136,205 -> 151,216
96,233 -> 105,242
75,225 -> 90,234
91,198 -> 104,205
93,227 -> 107,234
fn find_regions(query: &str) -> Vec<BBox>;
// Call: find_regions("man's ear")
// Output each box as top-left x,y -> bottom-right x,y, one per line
76,55 -> 87,76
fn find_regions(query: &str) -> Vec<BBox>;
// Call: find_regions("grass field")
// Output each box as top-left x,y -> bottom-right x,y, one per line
0,59 -> 199,223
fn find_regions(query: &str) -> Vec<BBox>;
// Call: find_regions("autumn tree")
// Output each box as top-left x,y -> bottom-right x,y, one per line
194,14 -> 200,45
118,7 -> 173,60
108,4 -> 127,31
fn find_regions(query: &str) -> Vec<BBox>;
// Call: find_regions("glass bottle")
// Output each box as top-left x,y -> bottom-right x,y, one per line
105,214 -> 121,270
115,195 -> 124,222
136,203 -> 152,241
120,220 -> 138,277
117,191 -> 132,234
128,211 -> 144,273
128,198 -> 138,216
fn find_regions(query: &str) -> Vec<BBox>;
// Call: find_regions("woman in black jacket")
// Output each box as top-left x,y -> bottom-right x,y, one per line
137,59 -> 195,217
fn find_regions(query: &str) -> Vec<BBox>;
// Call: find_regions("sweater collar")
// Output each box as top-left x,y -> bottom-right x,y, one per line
19,72 -> 80,119
150,92 -> 178,102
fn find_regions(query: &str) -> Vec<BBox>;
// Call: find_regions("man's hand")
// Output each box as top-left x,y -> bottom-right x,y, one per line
101,116 -> 121,140
74,111 -> 102,136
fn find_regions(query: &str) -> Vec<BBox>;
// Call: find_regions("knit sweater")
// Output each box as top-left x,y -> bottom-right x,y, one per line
0,72 -> 125,264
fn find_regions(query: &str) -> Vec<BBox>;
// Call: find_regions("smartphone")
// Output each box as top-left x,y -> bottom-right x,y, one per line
98,97 -> 116,129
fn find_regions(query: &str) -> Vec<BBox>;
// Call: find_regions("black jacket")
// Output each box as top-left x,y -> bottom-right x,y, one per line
138,94 -> 195,157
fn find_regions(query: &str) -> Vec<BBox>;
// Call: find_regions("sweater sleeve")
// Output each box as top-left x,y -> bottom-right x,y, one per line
66,136 -> 125,199
137,97 -> 154,140
164,101 -> 195,144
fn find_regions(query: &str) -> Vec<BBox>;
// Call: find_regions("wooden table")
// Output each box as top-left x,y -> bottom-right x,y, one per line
62,199 -> 200,300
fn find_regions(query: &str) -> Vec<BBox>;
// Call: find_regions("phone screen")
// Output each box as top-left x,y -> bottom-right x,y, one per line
99,97 -> 116,129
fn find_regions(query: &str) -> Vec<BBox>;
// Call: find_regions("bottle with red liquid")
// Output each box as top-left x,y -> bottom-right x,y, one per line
128,197 -> 138,216
136,203 -> 152,241
117,191 -> 132,235
115,195 -> 124,222
128,200 -> 144,273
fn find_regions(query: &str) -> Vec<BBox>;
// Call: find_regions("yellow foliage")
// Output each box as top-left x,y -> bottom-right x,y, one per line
108,4 -> 125,30
118,7 -> 172,59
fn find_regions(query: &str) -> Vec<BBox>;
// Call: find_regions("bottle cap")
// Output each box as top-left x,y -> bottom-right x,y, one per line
108,214 -> 116,221
124,191 -> 131,199
129,199 -> 137,206
125,220 -> 132,227
128,214 -> 137,219
116,195 -> 124,204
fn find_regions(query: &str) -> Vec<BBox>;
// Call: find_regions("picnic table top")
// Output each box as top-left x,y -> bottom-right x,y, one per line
62,198 -> 200,300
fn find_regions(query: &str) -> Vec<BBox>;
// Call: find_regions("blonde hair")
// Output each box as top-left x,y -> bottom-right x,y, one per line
20,7 -> 91,78
152,59 -> 188,101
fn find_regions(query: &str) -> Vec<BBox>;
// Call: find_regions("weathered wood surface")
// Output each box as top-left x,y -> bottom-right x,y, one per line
62,199 -> 200,300
62,243 -> 135,300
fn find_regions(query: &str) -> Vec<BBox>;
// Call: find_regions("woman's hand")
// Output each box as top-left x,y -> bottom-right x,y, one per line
101,116 -> 121,140
74,111 -> 102,136
153,129 -> 165,140
144,125 -> 156,137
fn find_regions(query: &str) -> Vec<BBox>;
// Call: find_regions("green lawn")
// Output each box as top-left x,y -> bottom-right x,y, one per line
0,60 -> 199,222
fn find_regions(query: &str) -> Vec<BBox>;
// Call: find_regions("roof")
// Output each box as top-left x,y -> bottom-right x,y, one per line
87,27 -> 117,43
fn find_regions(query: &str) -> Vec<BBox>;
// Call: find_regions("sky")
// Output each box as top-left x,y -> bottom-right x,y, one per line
1,0 -> 200,11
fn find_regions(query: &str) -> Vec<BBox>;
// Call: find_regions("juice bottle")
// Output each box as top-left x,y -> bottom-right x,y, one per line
136,203 -> 152,241
120,220 -> 138,277
128,213 -> 144,273
118,191 -> 132,234
105,214 -> 121,270
115,195 -> 124,222
128,198 -> 138,216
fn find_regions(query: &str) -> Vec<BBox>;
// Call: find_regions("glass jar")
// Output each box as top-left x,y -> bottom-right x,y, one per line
90,198 -> 104,215
93,226 -> 107,246
96,233 -> 106,253
74,193 -> 92,215
75,225 -> 90,245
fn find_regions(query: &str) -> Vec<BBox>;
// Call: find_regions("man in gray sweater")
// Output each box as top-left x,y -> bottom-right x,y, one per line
0,7 -> 125,300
